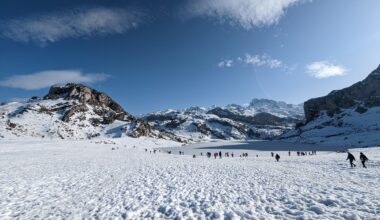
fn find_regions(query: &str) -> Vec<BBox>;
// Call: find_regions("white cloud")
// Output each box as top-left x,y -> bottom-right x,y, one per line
0,70 -> 109,90
218,59 -> 234,68
307,61 -> 347,79
184,0 -> 307,29
0,6 -> 145,45
242,54 -> 284,69
219,53 -> 286,70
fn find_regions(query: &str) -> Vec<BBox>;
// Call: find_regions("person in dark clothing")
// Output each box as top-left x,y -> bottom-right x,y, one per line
288,151 -> 291,156
359,152 -> 368,168
346,152 -> 356,168
275,154 -> 280,162
271,152 -> 274,157
219,151 -> 222,159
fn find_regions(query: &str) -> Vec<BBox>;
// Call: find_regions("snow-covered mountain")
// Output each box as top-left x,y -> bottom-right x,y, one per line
143,100 -> 304,141
282,64 -> 380,147
0,83 -> 303,142
0,83 -> 183,142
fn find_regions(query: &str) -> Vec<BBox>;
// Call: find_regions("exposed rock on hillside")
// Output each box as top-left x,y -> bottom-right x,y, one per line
304,65 -> 380,122
144,99 -> 304,141
283,64 -> 380,147
0,83 -> 180,141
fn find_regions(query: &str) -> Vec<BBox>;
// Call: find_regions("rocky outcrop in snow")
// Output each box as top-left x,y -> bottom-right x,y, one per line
283,64 -> 380,147
304,65 -> 380,122
46,83 -> 133,123
0,83 -> 183,141
143,99 -> 304,142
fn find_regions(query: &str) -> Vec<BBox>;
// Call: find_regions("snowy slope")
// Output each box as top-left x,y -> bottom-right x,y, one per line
282,64 -> 380,147
0,140 -> 379,219
0,84 -> 184,142
248,98 -> 304,119
282,107 -> 380,147
143,99 -> 304,142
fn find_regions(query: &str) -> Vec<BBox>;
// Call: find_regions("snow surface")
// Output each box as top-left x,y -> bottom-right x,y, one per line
283,107 -> 380,148
1,139 -> 379,219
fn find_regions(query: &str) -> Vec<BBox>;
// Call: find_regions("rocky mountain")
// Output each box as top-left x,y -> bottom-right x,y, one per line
0,83 -> 304,142
282,65 -> 380,147
0,83 -> 183,142
143,100 -> 304,142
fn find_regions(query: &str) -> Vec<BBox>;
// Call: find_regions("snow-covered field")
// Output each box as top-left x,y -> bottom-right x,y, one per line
1,139 -> 379,219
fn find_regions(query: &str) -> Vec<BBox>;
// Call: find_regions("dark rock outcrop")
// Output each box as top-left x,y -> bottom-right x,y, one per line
43,83 -> 157,138
304,65 -> 380,122
45,83 -> 132,122
207,107 -> 290,126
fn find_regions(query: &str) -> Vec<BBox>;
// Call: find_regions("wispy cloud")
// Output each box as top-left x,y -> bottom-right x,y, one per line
218,59 -> 234,68
184,0 -> 308,29
307,61 -> 347,79
0,70 -> 109,90
218,53 -> 288,70
239,54 -> 284,69
0,6 -> 146,45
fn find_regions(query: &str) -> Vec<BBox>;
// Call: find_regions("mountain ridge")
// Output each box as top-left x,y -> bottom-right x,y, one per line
0,84 -> 303,142
282,64 -> 380,147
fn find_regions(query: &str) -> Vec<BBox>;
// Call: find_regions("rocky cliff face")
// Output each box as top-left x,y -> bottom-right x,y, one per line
0,83 -> 182,141
45,83 -> 133,123
143,99 -> 304,141
304,65 -> 380,122
282,64 -> 380,147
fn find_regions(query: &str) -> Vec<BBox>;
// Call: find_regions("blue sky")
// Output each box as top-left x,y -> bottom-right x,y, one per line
1,0 -> 380,114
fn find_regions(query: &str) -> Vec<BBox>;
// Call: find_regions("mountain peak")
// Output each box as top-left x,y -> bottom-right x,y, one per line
304,63 -> 380,122
45,83 -> 126,114
367,64 -> 380,76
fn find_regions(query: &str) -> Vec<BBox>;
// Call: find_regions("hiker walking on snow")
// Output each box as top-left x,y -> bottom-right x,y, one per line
275,154 -> 280,162
359,152 -> 368,168
347,152 -> 356,168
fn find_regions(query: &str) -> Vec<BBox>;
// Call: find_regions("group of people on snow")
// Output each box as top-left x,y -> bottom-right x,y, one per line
347,152 -> 368,168
148,148 -> 370,168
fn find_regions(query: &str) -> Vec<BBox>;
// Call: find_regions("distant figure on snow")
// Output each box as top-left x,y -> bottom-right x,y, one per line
275,154 -> 280,162
193,154 -> 196,158
346,152 -> 356,168
271,152 -> 274,157
219,151 -> 222,159
288,151 -> 291,156
359,152 -> 368,168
